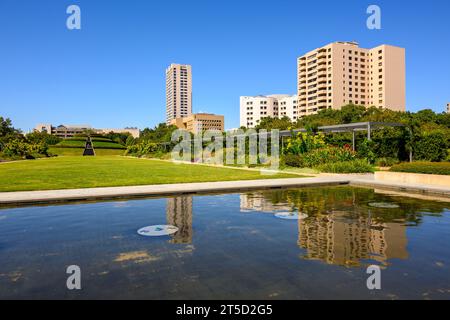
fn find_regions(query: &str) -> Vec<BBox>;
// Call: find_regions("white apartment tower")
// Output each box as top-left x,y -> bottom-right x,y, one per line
297,41 -> 406,115
166,64 -> 192,124
240,94 -> 298,128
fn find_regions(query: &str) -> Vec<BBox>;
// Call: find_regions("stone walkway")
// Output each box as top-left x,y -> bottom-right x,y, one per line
0,176 -> 350,206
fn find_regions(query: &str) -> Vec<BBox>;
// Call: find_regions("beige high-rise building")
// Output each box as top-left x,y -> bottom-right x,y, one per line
166,63 -> 192,124
297,41 -> 406,116
170,113 -> 224,134
166,196 -> 193,244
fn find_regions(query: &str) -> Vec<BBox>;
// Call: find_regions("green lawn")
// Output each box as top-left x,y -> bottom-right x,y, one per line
0,156 -> 300,192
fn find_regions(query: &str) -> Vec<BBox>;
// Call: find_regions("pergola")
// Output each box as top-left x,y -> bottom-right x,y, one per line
279,122 -> 405,151
163,121 -> 406,153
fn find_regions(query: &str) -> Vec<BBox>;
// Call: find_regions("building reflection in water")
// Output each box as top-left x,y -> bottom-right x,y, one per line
240,191 -> 409,267
297,211 -> 408,267
166,196 -> 193,244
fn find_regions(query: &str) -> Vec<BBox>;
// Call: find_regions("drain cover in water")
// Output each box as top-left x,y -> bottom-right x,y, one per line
274,212 -> 308,220
137,225 -> 179,237
368,202 -> 400,209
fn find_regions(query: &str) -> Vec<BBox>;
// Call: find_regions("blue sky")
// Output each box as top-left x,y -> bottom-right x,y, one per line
1,0 -> 449,132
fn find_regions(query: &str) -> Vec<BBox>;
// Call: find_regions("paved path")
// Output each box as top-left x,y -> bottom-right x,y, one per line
0,177 -> 350,206
1,174 -> 449,206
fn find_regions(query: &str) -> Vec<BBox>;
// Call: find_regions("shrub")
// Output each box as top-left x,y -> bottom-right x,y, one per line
26,131 -> 62,146
390,162 -> 450,175
414,131 -> 448,162
282,154 -> 304,168
126,141 -> 161,156
2,139 -> 48,159
302,146 -> 356,167
284,131 -> 326,155
356,139 -> 376,164
375,157 -> 399,167
316,159 -> 375,173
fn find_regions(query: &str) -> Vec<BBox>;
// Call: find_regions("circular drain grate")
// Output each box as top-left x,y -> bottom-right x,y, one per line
137,225 -> 179,237
368,202 -> 400,209
274,212 -> 308,220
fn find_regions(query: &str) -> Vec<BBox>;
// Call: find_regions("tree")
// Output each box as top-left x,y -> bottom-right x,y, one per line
0,117 -> 18,137
255,116 -> 292,131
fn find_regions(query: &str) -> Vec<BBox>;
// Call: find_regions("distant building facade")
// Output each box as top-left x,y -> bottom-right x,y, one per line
239,94 -> 297,128
34,124 -> 140,138
166,63 -> 192,124
297,41 -> 406,115
170,113 -> 224,134
447,103 -> 450,113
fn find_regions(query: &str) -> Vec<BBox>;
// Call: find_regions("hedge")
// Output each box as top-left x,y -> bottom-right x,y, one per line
316,159 -> 375,173
390,162 -> 450,175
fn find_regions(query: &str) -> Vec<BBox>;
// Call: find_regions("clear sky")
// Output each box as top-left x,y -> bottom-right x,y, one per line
1,0 -> 449,132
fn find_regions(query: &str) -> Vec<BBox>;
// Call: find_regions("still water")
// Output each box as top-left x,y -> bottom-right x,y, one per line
0,186 -> 449,300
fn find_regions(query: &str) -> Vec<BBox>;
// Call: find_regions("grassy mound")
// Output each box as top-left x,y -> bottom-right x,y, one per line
53,136 -> 126,151
48,147 -> 125,156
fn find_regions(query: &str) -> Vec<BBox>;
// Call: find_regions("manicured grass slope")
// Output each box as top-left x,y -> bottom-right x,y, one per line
55,139 -> 126,149
48,147 -> 125,156
0,156 -> 299,192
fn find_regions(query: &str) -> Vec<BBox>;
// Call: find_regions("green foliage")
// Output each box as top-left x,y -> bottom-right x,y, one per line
413,130 -> 448,162
282,146 -> 356,168
282,154 -> 304,168
140,123 -> 178,143
284,132 -> 326,155
390,162 -> 450,175
284,105 -> 450,163
26,131 -> 62,146
302,146 -> 356,167
124,123 -> 177,157
357,139 -> 376,164
0,117 -> 21,153
375,157 -> 399,167
103,132 -> 134,146
1,138 -> 48,159
126,141 -> 161,156
255,116 -> 293,131
316,159 -> 375,173
0,117 -> 18,137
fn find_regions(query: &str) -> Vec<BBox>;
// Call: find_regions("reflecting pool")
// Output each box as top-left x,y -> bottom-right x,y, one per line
0,186 -> 449,299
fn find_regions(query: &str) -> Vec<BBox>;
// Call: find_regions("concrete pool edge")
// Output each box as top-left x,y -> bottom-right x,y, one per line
350,178 -> 450,198
0,177 -> 350,206
1,175 -> 450,206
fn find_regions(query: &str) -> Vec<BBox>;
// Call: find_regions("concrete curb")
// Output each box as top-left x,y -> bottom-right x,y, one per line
1,174 -> 450,207
0,177 -> 350,206
350,179 -> 450,198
